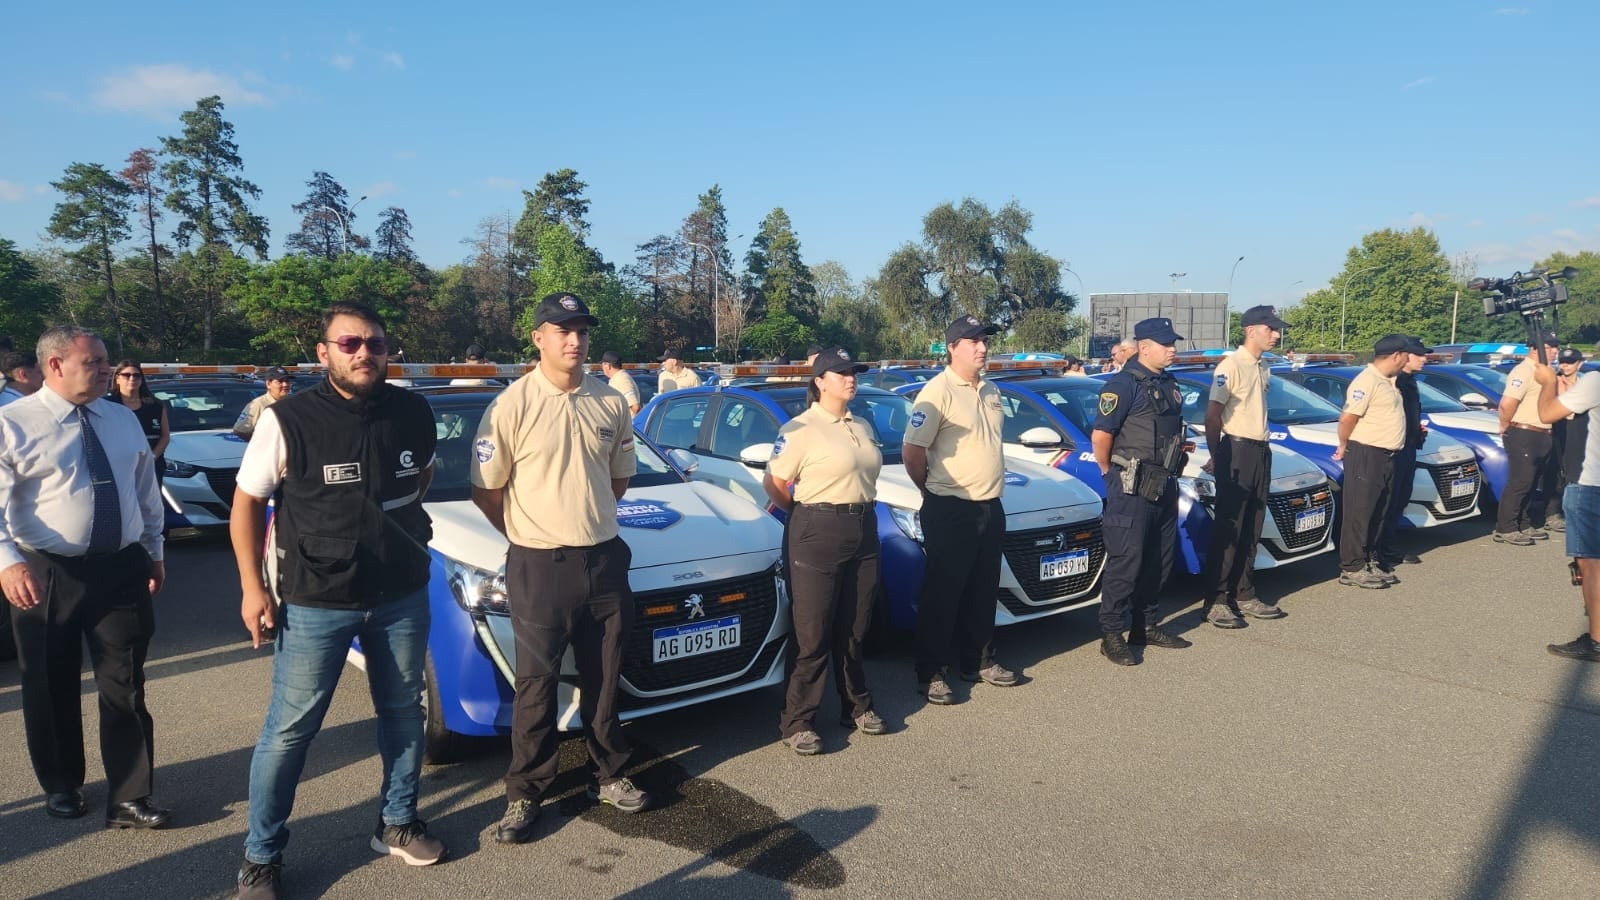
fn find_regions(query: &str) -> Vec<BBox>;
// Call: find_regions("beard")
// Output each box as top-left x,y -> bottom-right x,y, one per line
329,359 -> 385,399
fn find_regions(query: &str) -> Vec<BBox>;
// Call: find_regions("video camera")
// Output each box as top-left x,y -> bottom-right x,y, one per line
1472,266 -> 1580,364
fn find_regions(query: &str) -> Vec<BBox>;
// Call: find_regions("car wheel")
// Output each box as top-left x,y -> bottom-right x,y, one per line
422,654 -> 461,765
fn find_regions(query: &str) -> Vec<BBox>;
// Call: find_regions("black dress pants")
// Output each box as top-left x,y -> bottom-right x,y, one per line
781,504 -> 879,737
913,494 -> 1003,682
1099,480 -> 1177,633
11,544 -> 155,803
1378,446 -> 1418,555
1338,442 -> 1395,572
1203,436 -> 1271,608
1497,427 -> 1553,534
504,537 -> 633,802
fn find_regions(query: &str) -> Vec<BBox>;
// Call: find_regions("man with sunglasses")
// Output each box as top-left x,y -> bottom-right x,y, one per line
472,292 -> 651,846
230,302 -> 444,898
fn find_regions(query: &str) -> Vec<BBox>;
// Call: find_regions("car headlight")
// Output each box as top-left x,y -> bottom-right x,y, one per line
1178,475 -> 1217,503
889,506 -> 923,543
164,459 -> 197,478
445,558 -> 509,616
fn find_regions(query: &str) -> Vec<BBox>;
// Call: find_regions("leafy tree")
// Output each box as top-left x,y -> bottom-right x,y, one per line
286,171 -> 363,259
741,310 -> 813,357
1009,307 -> 1073,353
742,208 -> 817,329
47,162 -> 135,353
231,255 -> 411,361
160,95 -> 269,351
512,168 -> 600,279
460,213 -> 527,353
513,223 -> 643,360
812,260 -> 855,312
0,239 -> 59,344
1283,228 -> 1455,352
120,148 -> 171,357
373,206 -> 417,266
626,234 -> 688,353
1532,251 -> 1600,344
814,287 -> 891,360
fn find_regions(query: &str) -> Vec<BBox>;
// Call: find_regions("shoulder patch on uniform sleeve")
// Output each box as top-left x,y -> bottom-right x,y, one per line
1510,378 -> 1524,388
910,410 -> 927,428
772,434 -> 787,457
1349,389 -> 1366,402
475,437 -> 495,462
1099,392 -> 1119,416
1214,373 -> 1228,387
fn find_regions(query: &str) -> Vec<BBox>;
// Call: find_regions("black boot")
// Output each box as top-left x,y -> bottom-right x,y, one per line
1131,623 -> 1192,650
1100,632 -> 1137,666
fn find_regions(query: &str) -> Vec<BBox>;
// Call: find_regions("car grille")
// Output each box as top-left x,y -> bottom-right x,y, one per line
617,638 -> 786,712
1422,460 -> 1480,517
200,467 -> 238,509
999,520 -> 1106,612
1265,485 -> 1336,554
622,570 -> 779,693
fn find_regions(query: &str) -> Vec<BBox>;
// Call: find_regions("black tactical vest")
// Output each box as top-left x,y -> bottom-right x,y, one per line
1109,363 -> 1184,465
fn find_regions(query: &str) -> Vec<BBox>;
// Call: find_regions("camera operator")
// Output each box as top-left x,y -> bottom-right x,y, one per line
1532,357 -> 1600,661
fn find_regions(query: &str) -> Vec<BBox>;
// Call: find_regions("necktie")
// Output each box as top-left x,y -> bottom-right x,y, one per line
77,405 -> 124,554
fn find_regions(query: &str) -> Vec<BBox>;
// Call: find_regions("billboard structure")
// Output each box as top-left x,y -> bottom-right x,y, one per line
1088,292 -> 1229,358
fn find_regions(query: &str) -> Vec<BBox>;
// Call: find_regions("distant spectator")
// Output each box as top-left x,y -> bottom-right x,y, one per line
657,347 -> 702,394
452,343 -> 493,386
233,367 -> 293,438
0,351 -> 43,406
600,350 -> 640,415
109,360 -> 169,484
1063,355 -> 1086,374
1105,339 -> 1137,373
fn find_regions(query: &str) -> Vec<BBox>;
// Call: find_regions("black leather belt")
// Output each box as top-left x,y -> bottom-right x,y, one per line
1225,434 -> 1270,446
799,502 -> 871,515
1505,422 -> 1549,433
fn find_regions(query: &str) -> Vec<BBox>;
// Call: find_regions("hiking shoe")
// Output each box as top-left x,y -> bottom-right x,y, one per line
589,778 -> 651,813
1369,562 -> 1400,586
961,664 -> 1018,687
1131,624 -> 1191,649
1237,598 -> 1286,620
1493,530 -> 1535,546
782,730 -> 822,755
494,799 -> 539,845
1523,527 -> 1550,541
1545,516 -> 1567,533
371,819 -> 447,866
1547,633 -> 1600,662
920,675 -> 955,705
1206,605 -> 1247,629
1100,632 -> 1137,666
236,860 -> 283,900
1338,567 -> 1388,589
840,710 -> 888,735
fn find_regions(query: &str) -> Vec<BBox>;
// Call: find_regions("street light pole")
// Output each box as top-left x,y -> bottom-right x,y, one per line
1340,262 -> 1389,352
319,195 -> 368,254
1226,256 -> 1244,297
1064,267 -> 1087,354
681,238 -> 720,358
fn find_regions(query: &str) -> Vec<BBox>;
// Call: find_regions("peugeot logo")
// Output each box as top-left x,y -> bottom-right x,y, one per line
1053,533 -> 1066,551
684,593 -> 705,619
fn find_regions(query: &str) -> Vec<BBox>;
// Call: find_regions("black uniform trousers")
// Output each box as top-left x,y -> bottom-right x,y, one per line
1099,478 -> 1177,634
781,504 -> 879,737
913,493 -> 1003,682
10,544 -> 155,803
1338,441 -> 1395,572
504,536 -> 633,802
1202,436 -> 1271,609
1496,426 -> 1553,534
1378,446 -> 1418,556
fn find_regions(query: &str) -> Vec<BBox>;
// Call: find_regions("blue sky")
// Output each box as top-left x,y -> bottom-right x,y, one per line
3,1 -> 1597,312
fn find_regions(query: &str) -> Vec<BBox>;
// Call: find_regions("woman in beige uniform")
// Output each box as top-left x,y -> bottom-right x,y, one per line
762,347 -> 888,755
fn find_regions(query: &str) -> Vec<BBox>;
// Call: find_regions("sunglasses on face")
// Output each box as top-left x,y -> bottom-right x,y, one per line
325,335 -> 389,355
118,372 -> 143,380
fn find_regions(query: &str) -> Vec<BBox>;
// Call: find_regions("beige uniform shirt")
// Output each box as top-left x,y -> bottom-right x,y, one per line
1344,364 -> 1406,451
903,367 -> 1005,501
1502,358 -> 1552,430
767,404 -> 882,505
471,366 -> 637,549
1209,349 -> 1270,441
233,392 -> 277,436
607,370 -> 640,409
658,368 -> 702,394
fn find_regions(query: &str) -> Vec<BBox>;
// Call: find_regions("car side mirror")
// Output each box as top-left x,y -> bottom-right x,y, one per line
667,448 -> 699,475
739,443 -> 775,469
1017,426 -> 1067,450
1460,392 -> 1490,408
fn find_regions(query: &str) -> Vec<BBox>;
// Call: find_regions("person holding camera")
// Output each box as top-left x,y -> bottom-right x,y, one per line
1532,356 -> 1600,661
1334,335 -> 1411,590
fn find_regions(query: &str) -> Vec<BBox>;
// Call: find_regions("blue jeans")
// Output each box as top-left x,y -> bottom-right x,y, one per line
244,587 -> 430,865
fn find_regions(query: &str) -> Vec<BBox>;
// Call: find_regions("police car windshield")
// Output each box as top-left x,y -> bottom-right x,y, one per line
1415,380 -> 1470,413
423,397 -> 683,503
1171,372 -> 1341,426
149,381 -> 262,432
1453,365 -> 1507,393
775,388 -> 909,465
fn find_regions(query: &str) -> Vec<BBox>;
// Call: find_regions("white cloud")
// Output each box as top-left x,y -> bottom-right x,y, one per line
1496,8 -> 1530,15
383,52 -> 405,70
485,177 -> 517,190
92,64 -> 270,117
1574,195 -> 1600,208
331,54 -> 355,71
1407,211 -> 1432,227
1403,75 -> 1435,89
0,180 -> 28,203
363,181 -> 397,199
1467,229 -> 1589,266
32,184 -> 49,195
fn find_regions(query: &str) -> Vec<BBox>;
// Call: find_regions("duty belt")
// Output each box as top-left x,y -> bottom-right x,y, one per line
799,502 -> 872,515
1225,434 -> 1270,446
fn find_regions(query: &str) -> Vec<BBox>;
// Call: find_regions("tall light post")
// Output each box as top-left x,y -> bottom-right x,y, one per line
319,193 -> 367,254
1168,271 -> 1187,289
681,237 -> 730,359
1063,267 -> 1087,354
1340,262 -> 1389,351
1226,256 -> 1245,297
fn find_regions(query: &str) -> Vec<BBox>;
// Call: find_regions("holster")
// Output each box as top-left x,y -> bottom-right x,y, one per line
1135,463 -> 1172,502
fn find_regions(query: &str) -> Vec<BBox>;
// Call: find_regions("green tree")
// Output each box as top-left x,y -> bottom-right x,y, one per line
231,255 -> 411,361
47,162 -> 135,353
1532,251 -> 1600,344
1009,307 -> 1072,353
161,95 -> 270,352
742,208 -> 817,330
119,148 -> 171,357
1284,228 -> 1456,352
373,206 -> 417,267
0,239 -> 59,344
286,171 -> 362,259
741,311 -> 813,357
513,223 -> 644,361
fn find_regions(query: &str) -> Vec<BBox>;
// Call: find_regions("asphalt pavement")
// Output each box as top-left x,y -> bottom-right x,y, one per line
3,518 -> 1600,899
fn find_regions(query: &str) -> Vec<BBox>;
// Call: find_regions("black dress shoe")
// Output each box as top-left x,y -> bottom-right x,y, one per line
1100,633 -> 1137,666
106,797 -> 171,829
1130,624 -> 1192,649
46,790 -> 86,819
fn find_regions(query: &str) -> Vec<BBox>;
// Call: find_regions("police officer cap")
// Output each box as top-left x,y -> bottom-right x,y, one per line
533,292 -> 599,329
1240,305 -> 1290,330
946,314 -> 1000,343
657,346 -> 685,362
1133,317 -> 1184,344
262,366 -> 291,382
1374,334 -> 1410,356
813,346 -> 870,377
1559,347 -> 1585,365
1540,330 -> 1560,348
600,350 -> 621,365
1402,337 -> 1431,355
464,343 -> 485,360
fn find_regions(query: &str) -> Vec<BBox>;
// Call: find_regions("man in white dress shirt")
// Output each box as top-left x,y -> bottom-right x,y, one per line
0,325 -> 169,827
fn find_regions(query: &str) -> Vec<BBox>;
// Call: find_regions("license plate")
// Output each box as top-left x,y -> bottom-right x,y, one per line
1450,478 -> 1475,499
1040,549 -> 1090,580
1294,507 -> 1326,533
652,615 -> 741,662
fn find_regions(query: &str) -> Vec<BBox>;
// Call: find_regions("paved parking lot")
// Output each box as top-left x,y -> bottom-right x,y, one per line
3,517 -> 1600,899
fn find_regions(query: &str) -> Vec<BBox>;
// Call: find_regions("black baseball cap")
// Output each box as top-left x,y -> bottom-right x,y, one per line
600,350 -> 621,365
263,366 -> 291,382
464,343 -> 485,360
813,346 -> 869,377
1402,337 -> 1431,355
1133,317 -> 1183,344
1241,305 -> 1290,330
1539,330 -> 1560,348
805,343 -> 823,358
1374,334 -> 1410,356
946,314 -> 1000,343
1559,348 -> 1584,364
657,346 -> 684,362
532,292 -> 599,329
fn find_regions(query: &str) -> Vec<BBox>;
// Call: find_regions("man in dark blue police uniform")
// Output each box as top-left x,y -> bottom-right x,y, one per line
1091,317 -> 1193,666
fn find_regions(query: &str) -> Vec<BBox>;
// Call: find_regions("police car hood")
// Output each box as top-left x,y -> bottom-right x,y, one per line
1422,409 -> 1500,433
876,457 -> 1102,520
164,429 -> 250,467
1285,421 -> 1476,464
1185,436 -> 1324,485
425,481 -> 782,574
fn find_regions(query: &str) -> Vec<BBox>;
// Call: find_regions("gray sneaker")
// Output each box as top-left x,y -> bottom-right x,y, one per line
589,778 -> 650,813
1338,567 -> 1388,589
920,675 -> 955,705
1237,598 -> 1286,620
1368,562 -> 1400,585
1207,605 -> 1247,628
371,818 -> 447,866
1494,530 -> 1535,546
782,730 -> 822,755
840,710 -> 888,735
1523,527 -> 1550,541
960,664 -> 1018,687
